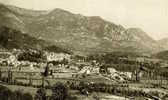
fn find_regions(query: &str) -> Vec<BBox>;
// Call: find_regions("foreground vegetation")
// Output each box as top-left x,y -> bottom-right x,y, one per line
0,82 -> 77,100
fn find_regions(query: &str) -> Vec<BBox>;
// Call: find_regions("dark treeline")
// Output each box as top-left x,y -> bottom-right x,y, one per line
87,52 -> 157,68
48,58 -> 69,66
69,81 -> 166,100
17,49 -> 47,63
0,75 -> 166,100
0,83 -> 77,100
0,85 -> 33,100
34,82 -> 77,100
87,52 -> 141,64
44,45 -> 73,55
0,26 -> 47,50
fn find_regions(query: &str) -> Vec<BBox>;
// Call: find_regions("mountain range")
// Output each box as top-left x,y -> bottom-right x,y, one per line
158,38 -> 168,50
0,3 -> 167,55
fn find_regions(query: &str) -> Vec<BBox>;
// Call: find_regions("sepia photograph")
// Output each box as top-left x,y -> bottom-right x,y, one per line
0,0 -> 168,100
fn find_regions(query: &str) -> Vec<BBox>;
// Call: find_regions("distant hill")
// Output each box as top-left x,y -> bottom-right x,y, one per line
0,26 -> 71,54
158,38 -> 168,50
154,50 -> 168,60
0,3 -> 163,54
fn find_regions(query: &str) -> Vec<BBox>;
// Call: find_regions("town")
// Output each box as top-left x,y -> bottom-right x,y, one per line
0,48 -> 168,100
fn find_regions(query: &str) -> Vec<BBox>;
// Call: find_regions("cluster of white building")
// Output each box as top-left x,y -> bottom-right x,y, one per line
45,52 -> 71,62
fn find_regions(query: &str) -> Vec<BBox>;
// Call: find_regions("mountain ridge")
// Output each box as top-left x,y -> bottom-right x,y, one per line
0,26 -> 72,54
0,4 -> 163,54
158,37 -> 168,50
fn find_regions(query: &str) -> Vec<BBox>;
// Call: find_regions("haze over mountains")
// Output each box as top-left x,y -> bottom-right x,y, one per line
0,3 -> 167,55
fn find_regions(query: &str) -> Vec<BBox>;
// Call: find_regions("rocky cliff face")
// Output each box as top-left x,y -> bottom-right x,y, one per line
0,4 -> 163,54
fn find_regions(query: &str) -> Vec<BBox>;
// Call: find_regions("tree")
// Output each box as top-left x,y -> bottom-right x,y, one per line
42,77 -> 45,88
8,70 -> 13,83
29,74 -> 33,86
17,49 -> 47,63
44,64 -> 50,77
0,85 -> 33,100
0,68 -> 2,80
51,82 -> 68,100
35,88 -> 47,100
0,85 -> 13,100
23,93 -> 33,100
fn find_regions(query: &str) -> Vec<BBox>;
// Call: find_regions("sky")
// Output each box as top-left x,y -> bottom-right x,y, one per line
0,0 -> 168,40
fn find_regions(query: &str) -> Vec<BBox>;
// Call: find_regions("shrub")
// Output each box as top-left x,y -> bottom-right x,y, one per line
0,85 -> 33,100
23,93 -> 33,100
35,88 -> 47,100
51,82 -> 69,100
17,50 -> 47,63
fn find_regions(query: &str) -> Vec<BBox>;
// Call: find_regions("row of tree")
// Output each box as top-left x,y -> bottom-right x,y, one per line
0,85 -> 33,100
17,49 -> 47,63
0,82 -> 77,100
69,81 -> 163,99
